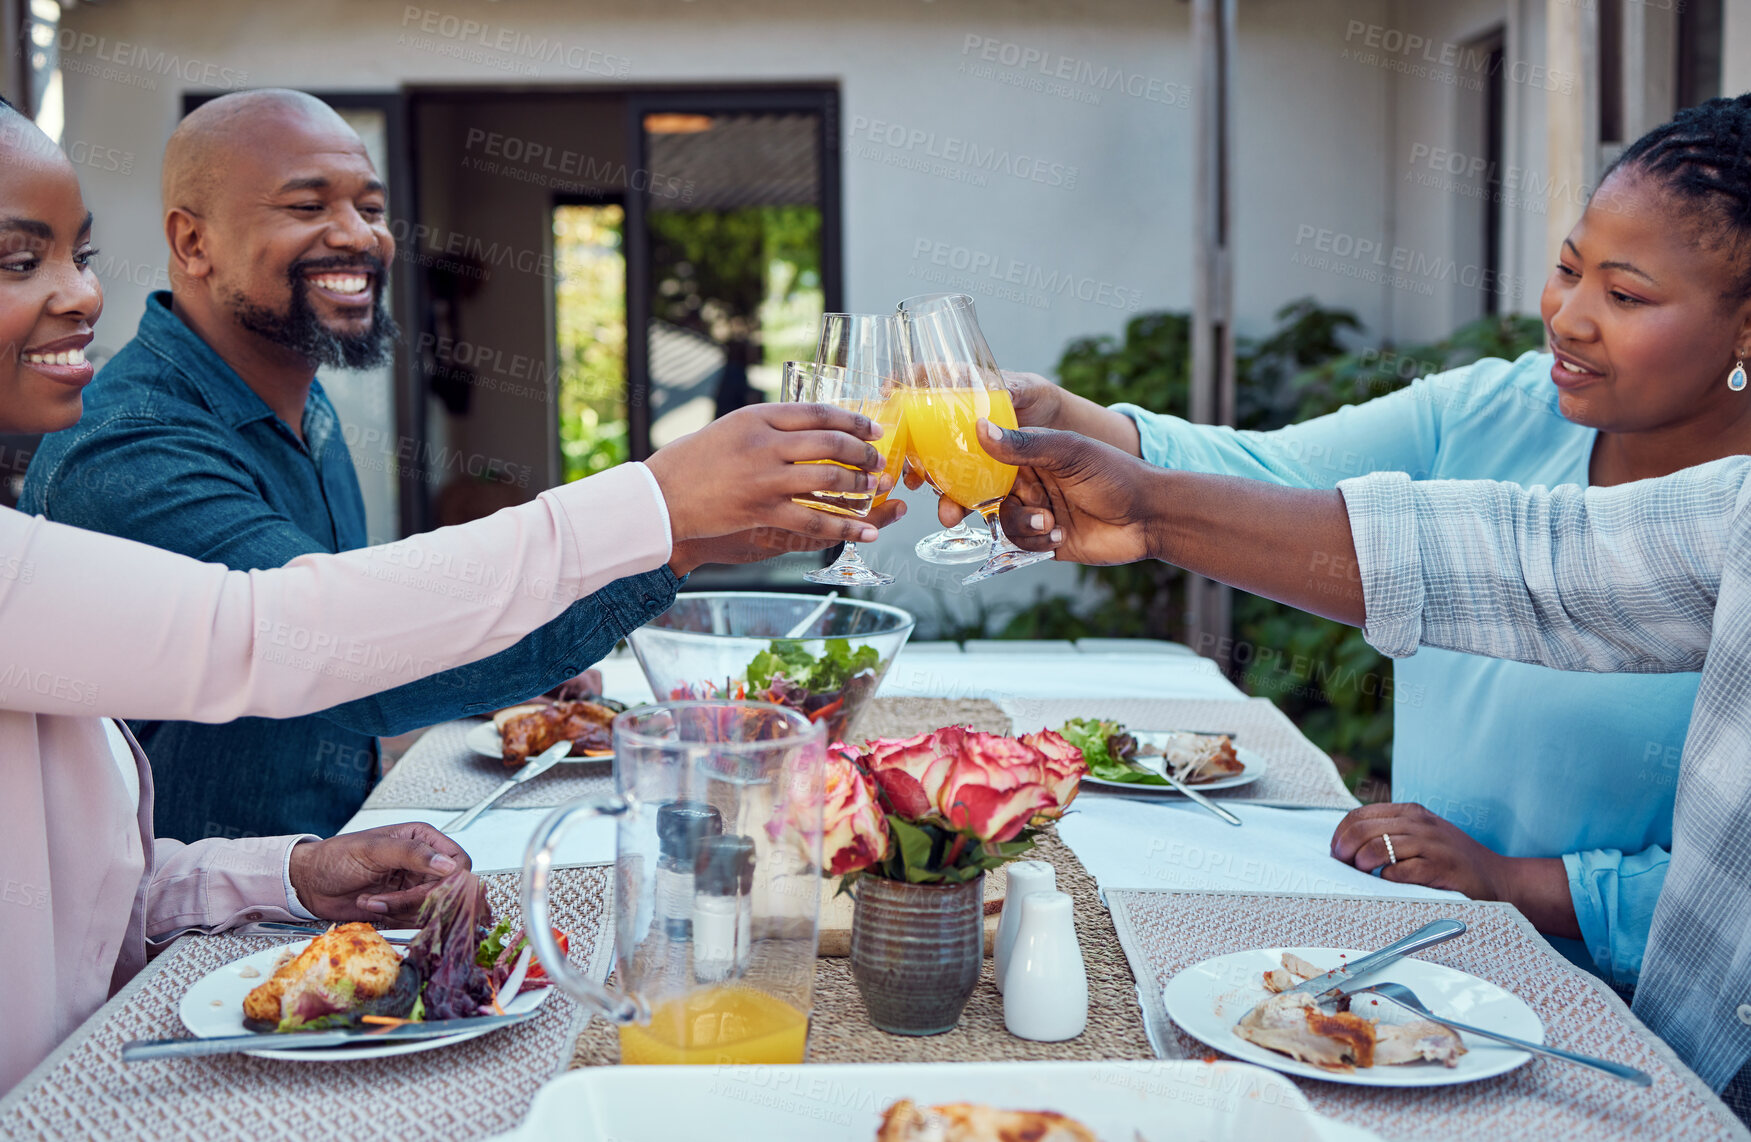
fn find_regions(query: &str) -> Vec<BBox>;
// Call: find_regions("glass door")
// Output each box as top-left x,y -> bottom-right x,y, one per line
625,90 -> 842,461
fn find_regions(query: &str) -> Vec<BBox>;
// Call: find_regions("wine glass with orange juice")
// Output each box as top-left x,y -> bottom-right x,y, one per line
779,360 -> 904,586
898,293 -> 1054,584
805,315 -> 914,585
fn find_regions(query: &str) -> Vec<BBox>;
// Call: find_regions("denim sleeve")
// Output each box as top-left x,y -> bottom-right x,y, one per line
26,413 -> 329,569
1110,366 -> 1454,489
316,565 -> 681,735
1563,845 -> 1669,988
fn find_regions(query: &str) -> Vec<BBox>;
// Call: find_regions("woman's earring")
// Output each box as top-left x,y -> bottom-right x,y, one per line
1732,360 -> 1748,392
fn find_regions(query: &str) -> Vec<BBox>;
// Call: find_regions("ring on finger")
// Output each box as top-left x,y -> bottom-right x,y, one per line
1382,832 -> 1398,866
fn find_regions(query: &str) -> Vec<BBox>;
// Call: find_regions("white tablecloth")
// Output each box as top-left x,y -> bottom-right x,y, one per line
345,641 -> 1439,902
1057,796 -> 1455,902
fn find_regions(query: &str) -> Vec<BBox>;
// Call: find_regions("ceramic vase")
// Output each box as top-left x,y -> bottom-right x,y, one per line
849,873 -> 985,1035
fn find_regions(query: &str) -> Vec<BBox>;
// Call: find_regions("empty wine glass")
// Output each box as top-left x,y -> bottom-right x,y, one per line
780,360 -> 903,587
808,315 -> 908,586
898,294 -> 1053,585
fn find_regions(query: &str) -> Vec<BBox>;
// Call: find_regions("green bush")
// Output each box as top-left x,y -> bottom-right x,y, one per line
1001,301 -> 1544,790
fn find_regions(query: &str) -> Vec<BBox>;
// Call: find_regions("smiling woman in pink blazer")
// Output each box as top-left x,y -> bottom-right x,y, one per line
0,102 -> 901,1091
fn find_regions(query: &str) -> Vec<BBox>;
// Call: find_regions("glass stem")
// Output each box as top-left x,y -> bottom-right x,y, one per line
979,507 -> 1014,553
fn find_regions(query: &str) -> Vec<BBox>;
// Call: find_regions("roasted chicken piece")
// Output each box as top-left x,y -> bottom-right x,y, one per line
1235,991 -> 1376,1070
876,1100 -> 1099,1142
494,699 -> 617,767
242,923 -> 404,1029
1374,1020 -> 1468,1067
1144,731 -> 1244,784
1263,951 -> 1328,993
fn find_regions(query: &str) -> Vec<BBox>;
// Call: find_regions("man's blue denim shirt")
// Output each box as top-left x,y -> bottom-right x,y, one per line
20,292 -> 679,841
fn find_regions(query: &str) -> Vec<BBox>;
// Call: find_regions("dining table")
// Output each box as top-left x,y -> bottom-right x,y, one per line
2,639 -> 1744,1141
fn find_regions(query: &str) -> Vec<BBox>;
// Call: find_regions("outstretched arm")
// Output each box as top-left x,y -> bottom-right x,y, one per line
983,422 -> 1731,673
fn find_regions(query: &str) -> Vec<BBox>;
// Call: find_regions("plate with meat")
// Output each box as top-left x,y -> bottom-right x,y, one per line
1060,719 -> 1266,793
179,876 -> 558,1060
1161,946 -> 1541,1087
465,697 -> 627,768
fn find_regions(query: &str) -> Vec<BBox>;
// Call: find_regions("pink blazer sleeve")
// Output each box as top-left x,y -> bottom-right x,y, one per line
0,462 -> 672,720
146,834 -> 314,941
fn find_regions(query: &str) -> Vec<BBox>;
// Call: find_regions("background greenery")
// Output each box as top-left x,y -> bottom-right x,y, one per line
996,301 -> 1544,795
554,204 -> 631,482
554,204 -> 824,482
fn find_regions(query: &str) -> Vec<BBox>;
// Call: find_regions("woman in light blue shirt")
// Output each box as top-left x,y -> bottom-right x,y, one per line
1122,353 -> 1689,985
964,94 -> 1751,988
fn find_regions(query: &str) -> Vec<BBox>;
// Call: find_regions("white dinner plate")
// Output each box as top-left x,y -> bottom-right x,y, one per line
1161,946 -> 1542,1087
1082,740 -> 1268,794
179,931 -> 551,1061
463,720 -> 613,764
488,1059 -> 1383,1141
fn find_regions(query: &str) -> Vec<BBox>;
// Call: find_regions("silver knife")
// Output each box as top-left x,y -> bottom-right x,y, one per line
232,922 -> 413,945
443,740 -> 573,832
1284,918 -> 1467,1002
122,1011 -> 537,1062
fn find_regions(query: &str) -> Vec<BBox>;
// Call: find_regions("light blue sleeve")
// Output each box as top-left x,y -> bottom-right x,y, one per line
1111,369 -> 1455,489
1563,845 -> 1670,988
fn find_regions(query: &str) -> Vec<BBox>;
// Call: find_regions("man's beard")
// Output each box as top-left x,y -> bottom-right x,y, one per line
226,254 -> 399,370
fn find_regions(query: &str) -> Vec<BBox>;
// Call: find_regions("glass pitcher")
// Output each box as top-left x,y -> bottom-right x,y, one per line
523,700 -> 826,1064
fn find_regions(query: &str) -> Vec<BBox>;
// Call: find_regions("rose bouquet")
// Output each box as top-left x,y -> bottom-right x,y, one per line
823,726 -> 1086,886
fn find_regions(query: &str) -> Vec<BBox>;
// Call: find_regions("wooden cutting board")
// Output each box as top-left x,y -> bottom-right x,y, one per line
816,866 -> 1007,957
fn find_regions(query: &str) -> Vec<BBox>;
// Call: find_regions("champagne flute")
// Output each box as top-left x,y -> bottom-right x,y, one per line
780,361 -> 902,586
809,315 -> 908,586
893,295 -> 996,564
898,294 -> 1053,585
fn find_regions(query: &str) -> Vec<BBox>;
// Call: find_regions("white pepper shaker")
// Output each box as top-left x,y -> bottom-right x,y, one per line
1002,890 -> 1087,1041
993,860 -> 1056,994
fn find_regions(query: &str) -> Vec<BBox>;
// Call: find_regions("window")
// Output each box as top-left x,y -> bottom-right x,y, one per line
637,109 -> 831,454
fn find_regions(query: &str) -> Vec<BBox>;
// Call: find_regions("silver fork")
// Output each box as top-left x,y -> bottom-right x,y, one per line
1350,981 -> 1652,1086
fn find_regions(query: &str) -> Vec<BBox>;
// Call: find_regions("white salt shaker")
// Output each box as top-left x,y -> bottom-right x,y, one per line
1002,890 -> 1087,1041
993,860 -> 1056,994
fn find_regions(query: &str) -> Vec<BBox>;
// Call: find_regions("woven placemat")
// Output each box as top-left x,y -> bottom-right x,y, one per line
999,697 -> 1360,810
845,696 -> 1011,743
567,829 -> 1154,1067
362,699 -> 1013,812
0,869 -> 615,1142
1106,889 -> 1749,1142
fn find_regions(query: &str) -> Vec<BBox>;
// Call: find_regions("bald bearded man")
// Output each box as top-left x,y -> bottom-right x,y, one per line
17,90 -> 827,840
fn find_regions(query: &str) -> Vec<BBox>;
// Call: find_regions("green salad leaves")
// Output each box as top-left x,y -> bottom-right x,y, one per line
1059,717 -> 1162,785
748,638 -> 880,695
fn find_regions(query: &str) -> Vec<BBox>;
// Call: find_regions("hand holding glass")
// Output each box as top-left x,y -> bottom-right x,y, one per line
780,360 -> 903,586
899,294 -> 1053,584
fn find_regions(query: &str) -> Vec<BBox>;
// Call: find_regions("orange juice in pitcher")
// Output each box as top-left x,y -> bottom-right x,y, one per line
618,985 -> 810,1065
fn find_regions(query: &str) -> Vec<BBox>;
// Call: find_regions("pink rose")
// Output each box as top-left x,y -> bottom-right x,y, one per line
822,751 -> 890,877
863,729 -> 958,819
1019,729 -> 1087,819
937,762 -> 1056,842
930,732 -> 1049,842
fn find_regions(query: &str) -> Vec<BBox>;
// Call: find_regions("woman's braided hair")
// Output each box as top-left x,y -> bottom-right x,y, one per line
1607,92 -> 1751,300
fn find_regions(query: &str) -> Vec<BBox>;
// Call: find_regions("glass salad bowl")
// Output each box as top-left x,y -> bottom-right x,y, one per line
627,592 -> 915,745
